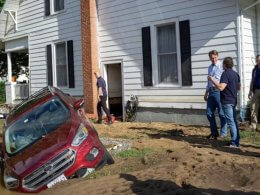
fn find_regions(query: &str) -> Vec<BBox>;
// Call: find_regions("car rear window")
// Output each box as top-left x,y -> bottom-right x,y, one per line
5,97 -> 70,155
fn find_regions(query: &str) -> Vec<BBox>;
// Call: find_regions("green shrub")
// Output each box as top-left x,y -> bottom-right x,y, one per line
0,81 -> 6,104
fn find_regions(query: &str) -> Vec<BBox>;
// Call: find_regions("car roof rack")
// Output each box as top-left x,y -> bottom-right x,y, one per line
10,86 -> 56,115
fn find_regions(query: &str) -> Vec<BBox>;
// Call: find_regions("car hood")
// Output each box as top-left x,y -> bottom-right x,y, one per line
6,119 -> 79,176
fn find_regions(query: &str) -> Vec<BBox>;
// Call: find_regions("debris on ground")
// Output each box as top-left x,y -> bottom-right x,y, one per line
100,137 -> 132,153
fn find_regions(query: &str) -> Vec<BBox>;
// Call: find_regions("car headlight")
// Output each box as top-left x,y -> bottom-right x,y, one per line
71,124 -> 88,146
4,169 -> 19,189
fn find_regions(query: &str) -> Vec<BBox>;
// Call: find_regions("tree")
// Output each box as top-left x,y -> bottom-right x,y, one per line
0,50 -> 29,79
0,0 -> 5,11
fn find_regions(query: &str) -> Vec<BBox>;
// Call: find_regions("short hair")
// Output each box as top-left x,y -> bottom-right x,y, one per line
208,50 -> 219,57
256,55 -> 260,59
223,57 -> 234,69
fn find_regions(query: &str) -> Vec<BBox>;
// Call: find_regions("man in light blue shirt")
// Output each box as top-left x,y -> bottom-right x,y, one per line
204,50 -> 227,139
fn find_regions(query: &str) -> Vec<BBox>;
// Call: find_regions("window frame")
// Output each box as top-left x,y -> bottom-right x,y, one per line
150,18 -> 182,88
51,0 -> 65,15
53,41 -> 69,89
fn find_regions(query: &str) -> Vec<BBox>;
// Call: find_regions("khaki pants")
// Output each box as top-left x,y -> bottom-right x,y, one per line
251,89 -> 260,125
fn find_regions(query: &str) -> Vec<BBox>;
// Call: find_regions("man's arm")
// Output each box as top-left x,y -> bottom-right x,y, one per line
248,80 -> 253,99
208,76 -> 227,91
204,66 -> 210,101
237,83 -> 241,91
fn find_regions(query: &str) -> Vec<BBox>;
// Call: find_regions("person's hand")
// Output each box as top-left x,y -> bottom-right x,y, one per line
248,91 -> 253,99
204,94 -> 208,102
208,76 -> 214,82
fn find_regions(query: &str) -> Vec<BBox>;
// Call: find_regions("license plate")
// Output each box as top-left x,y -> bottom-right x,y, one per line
47,174 -> 67,188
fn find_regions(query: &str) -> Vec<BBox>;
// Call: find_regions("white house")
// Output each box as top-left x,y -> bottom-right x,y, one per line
96,0 -> 260,124
0,0 -> 259,124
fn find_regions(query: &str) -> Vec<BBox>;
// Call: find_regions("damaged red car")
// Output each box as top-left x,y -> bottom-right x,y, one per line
0,86 -> 114,193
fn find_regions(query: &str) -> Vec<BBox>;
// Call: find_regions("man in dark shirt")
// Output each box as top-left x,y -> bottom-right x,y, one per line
208,57 -> 241,147
94,71 -> 112,124
248,55 -> 260,130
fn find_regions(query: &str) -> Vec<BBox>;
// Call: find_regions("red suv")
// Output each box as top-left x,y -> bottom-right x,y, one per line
0,86 -> 114,193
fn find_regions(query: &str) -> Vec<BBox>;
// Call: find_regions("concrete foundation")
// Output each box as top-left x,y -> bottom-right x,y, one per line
136,107 -> 222,126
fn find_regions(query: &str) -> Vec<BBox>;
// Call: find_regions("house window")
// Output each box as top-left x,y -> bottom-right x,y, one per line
54,0 -> 64,12
55,42 -> 68,87
157,24 -> 178,84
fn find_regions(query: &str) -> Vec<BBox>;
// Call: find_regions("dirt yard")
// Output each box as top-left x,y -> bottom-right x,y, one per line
0,120 -> 260,195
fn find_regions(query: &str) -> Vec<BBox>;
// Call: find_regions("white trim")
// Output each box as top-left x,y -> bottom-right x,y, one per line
50,0 -> 66,15
150,18 -> 182,88
4,10 -> 18,31
243,0 -> 260,11
101,59 -> 125,121
2,34 -> 29,42
52,41 -> 69,88
236,0 -> 244,109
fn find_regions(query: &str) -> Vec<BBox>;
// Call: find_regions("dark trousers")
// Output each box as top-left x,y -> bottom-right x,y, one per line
97,96 -> 111,122
206,90 -> 227,137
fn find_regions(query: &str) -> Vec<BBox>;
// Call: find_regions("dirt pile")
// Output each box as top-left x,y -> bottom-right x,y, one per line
41,122 -> 260,195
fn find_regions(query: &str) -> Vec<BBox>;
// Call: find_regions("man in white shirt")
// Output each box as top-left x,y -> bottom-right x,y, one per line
204,50 -> 227,139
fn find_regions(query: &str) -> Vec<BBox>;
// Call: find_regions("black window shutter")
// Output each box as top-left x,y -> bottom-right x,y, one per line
46,44 -> 53,86
142,27 -> 153,86
67,40 -> 75,88
179,20 -> 192,86
45,0 -> 51,16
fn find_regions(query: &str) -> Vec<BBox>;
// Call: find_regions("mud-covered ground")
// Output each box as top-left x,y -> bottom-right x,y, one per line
0,120 -> 260,195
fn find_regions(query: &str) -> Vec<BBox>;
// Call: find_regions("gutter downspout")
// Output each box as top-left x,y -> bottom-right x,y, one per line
236,0 -> 245,120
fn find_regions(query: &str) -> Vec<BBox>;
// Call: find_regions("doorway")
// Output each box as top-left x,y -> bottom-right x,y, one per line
105,63 -> 123,120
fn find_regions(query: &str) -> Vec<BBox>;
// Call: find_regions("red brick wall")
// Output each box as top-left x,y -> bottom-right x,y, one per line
81,0 -> 99,118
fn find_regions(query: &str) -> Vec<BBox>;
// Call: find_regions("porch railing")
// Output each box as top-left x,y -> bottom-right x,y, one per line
5,82 -> 29,104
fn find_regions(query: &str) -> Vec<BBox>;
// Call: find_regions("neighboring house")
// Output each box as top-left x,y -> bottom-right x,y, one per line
0,0 -> 84,105
0,0 -> 259,124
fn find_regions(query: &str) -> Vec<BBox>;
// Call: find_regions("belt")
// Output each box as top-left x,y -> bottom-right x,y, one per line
208,87 -> 217,92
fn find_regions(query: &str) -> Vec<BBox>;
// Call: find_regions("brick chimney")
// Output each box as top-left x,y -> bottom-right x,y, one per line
81,0 -> 99,118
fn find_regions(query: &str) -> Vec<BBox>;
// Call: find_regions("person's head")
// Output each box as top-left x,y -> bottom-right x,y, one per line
208,50 -> 219,65
256,55 -> 260,65
223,57 -> 234,70
94,71 -> 100,79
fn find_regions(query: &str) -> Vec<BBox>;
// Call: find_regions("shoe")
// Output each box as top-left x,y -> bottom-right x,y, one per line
96,120 -> 102,124
229,144 -> 240,148
249,124 -> 257,130
107,119 -> 113,125
217,136 -> 226,141
206,134 -> 218,140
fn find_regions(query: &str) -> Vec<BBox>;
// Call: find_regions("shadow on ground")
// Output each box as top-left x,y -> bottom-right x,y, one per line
120,173 -> 260,195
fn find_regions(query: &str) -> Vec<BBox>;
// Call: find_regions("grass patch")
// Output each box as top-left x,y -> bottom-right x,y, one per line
0,119 -> 4,128
224,130 -> 260,147
117,148 -> 152,159
240,130 -> 260,147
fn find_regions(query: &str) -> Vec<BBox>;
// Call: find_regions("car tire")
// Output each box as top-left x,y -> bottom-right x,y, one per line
104,149 -> 114,165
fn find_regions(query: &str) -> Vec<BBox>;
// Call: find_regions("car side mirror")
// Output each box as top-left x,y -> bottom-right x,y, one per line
74,99 -> 84,110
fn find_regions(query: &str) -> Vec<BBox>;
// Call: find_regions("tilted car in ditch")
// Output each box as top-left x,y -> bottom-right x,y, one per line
0,86 -> 114,193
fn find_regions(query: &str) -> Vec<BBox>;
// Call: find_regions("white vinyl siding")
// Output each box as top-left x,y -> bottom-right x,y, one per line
3,0 -> 83,96
257,4 -> 260,54
240,0 -> 258,102
97,0 -> 238,109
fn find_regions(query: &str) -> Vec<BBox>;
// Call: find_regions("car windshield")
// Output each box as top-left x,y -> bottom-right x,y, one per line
5,97 -> 70,155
